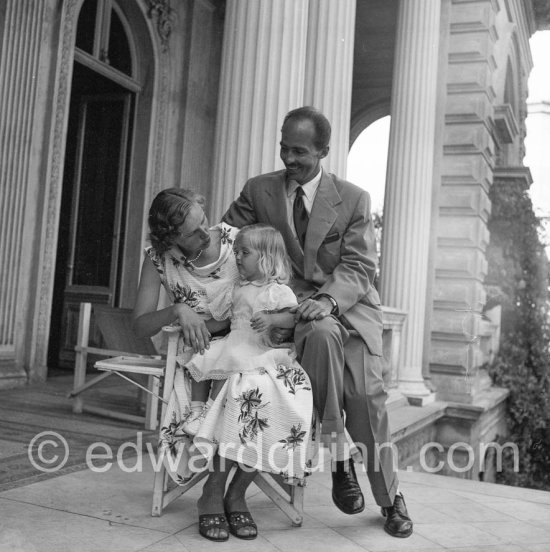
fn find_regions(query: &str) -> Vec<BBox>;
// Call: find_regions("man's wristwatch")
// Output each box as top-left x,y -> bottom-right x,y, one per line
313,293 -> 338,316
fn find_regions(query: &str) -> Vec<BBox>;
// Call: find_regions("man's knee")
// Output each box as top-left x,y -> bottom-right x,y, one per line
296,317 -> 346,348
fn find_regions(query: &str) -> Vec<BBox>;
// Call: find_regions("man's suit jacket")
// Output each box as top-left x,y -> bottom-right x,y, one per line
222,169 -> 383,356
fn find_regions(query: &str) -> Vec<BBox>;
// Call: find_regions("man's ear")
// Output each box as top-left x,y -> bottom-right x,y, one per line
319,146 -> 329,159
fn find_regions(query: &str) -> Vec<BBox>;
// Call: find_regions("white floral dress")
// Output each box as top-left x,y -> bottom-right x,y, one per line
191,281 -> 313,481
147,223 -> 313,484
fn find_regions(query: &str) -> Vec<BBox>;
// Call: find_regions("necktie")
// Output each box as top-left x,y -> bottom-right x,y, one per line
293,185 -> 309,247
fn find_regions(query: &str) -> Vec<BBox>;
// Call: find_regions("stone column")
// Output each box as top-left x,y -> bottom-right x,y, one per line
0,0 -> 47,386
210,0 -> 309,223
379,0 -> 441,404
303,0 -> 356,177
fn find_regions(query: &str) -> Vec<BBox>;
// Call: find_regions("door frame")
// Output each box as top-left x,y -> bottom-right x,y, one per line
29,0 -> 165,381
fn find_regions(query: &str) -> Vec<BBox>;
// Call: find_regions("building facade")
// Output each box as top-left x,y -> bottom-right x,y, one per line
1,0 -> 548,477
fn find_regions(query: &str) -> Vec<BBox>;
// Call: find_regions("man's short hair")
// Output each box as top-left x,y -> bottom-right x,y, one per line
283,106 -> 331,150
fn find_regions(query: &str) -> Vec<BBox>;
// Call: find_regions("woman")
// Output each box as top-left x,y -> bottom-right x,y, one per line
132,189 -> 312,542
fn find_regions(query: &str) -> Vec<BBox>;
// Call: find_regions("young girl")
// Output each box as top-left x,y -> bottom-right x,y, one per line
181,223 -> 306,433
182,224 -> 313,482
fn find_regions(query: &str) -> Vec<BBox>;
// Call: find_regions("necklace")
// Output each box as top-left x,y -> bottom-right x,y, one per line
183,249 -> 203,264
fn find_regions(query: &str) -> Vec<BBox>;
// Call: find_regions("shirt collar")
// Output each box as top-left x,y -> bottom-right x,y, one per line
239,278 -> 265,287
286,168 -> 323,201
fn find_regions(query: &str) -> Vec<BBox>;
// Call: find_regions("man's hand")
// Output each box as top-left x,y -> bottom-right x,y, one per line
290,296 -> 333,322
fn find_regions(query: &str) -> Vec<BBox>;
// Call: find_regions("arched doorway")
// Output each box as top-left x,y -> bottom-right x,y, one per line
48,0 -> 142,368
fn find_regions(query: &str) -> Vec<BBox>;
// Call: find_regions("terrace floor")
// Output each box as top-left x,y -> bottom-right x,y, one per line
1,373 -> 549,551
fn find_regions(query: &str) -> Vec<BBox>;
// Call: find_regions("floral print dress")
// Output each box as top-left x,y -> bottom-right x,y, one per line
147,223 -> 313,484
192,281 -> 314,482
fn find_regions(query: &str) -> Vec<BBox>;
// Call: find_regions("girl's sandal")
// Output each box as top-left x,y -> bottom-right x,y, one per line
198,513 -> 229,542
225,510 -> 258,540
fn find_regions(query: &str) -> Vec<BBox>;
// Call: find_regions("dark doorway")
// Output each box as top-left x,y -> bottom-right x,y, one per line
48,62 -> 134,368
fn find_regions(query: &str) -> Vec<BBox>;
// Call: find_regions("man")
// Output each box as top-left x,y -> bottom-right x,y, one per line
222,106 -> 413,538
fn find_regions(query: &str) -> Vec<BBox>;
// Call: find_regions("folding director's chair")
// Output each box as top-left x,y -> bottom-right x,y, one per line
76,312 -> 308,526
69,302 -> 164,430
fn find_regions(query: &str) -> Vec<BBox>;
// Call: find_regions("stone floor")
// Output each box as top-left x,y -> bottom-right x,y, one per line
1,445 -> 550,551
1,374 -> 550,551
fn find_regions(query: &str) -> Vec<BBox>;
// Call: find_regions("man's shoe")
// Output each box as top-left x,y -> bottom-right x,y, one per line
331,460 -> 365,515
381,493 -> 413,538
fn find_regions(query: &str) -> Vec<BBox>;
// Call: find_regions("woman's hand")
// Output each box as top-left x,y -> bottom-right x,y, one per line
250,312 -> 271,333
174,303 -> 211,354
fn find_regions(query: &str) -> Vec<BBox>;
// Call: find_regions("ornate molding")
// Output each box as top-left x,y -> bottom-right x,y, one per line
34,0 -> 78,373
533,0 -> 550,30
146,0 -> 174,52
493,104 -> 519,144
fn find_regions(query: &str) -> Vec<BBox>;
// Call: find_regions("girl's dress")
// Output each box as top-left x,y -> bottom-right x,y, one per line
189,281 -> 313,481
147,223 -> 313,484
184,281 -> 301,380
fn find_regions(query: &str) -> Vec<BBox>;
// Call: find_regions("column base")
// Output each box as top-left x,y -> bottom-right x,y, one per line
385,387 -> 409,410
398,380 -> 436,406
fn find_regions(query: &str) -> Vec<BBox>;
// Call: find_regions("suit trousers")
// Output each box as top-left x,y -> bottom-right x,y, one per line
294,316 -> 398,508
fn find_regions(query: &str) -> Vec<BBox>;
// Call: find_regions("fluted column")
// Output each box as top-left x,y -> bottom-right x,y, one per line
379,0 -> 441,403
211,0 -> 309,223
304,0 -> 356,177
0,0 -> 46,384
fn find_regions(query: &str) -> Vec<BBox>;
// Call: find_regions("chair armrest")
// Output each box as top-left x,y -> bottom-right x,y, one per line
74,345 -> 142,358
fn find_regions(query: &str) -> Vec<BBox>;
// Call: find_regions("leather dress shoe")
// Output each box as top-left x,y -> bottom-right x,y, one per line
381,493 -> 413,538
331,460 -> 365,515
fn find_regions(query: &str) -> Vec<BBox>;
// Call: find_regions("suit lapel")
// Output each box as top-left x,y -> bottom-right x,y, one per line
303,172 -> 341,279
266,174 -> 305,275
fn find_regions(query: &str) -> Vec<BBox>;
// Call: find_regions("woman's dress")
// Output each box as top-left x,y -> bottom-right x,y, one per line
148,223 -> 313,483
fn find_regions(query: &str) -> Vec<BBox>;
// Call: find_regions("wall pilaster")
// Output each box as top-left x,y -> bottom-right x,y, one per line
430,0 -> 499,402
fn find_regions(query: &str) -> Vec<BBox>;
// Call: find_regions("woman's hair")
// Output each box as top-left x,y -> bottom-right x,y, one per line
148,188 -> 205,254
235,224 -> 292,284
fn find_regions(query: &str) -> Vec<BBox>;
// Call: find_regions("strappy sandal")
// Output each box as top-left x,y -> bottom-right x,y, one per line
225,510 -> 258,540
198,513 -> 229,542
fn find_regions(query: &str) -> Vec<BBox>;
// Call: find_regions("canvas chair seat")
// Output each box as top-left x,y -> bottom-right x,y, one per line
69,302 -> 163,429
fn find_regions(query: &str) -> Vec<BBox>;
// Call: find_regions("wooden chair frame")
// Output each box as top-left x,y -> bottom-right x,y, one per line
69,302 -> 163,430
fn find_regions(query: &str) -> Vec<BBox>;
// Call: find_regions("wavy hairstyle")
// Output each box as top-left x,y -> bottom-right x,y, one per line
235,224 -> 292,284
148,188 -> 205,255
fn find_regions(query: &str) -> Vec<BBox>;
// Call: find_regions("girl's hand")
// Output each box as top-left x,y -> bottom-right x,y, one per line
174,303 -> 211,354
269,327 -> 293,346
250,312 -> 271,333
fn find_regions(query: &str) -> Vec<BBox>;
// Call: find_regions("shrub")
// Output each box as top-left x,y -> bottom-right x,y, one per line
485,178 -> 550,490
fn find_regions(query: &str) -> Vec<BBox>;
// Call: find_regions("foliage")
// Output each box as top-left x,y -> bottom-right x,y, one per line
485,179 -> 550,490
372,210 -> 383,290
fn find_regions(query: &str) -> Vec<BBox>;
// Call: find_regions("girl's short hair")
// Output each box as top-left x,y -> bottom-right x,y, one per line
148,188 -> 205,254
235,224 -> 292,284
